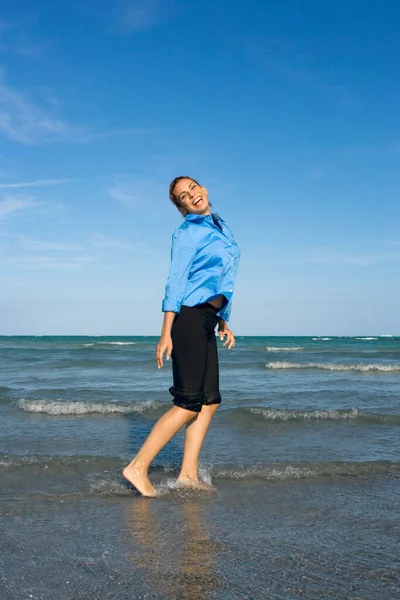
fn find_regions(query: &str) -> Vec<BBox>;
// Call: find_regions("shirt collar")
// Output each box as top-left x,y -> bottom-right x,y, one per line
185,212 -> 221,222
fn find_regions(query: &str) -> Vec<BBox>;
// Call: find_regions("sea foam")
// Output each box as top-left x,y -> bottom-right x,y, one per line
265,361 -> 400,372
83,341 -> 137,347
247,407 -> 400,424
212,460 -> 399,481
266,346 -> 304,352
16,399 -> 163,415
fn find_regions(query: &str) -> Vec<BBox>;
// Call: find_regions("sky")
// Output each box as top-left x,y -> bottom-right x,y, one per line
0,0 -> 399,336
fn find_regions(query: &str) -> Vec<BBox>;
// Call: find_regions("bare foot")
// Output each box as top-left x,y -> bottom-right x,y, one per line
122,464 -> 158,497
176,475 -> 215,492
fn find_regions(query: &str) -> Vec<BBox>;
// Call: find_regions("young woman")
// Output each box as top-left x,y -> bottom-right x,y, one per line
123,176 -> 240,496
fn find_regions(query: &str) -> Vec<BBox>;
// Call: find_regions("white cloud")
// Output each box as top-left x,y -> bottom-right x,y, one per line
110,0 -> 168,33
345,141 -> 400,157
3,254 -> 96,271
89,233 -> 136,251
0,178 -> 71,189
14,235 -> 85,252
0,73 -> 158,145
108,180 -> 166,207
0,195 -> 35,220
0,18 -> 48,57
241,249 -> 400,267
0,73 -> 84,144
244,37 -> 358,109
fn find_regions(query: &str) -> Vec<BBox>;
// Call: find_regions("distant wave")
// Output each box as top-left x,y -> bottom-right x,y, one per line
82,341 -> 138,348
0,454 -> 125,470
80,461 -> 400,489
211,461 -> 400,481
266,347 -> 304,352
266,361 -> 400,372
245,407 -> 400,424
2,455 -> 398,486
16,399 -> 164,416
312,337 -> 331,341
356,337 -> 378,341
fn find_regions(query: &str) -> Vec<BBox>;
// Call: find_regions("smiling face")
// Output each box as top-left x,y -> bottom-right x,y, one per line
171,178 -> 211,216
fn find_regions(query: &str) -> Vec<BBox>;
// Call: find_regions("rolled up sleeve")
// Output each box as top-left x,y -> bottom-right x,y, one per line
162,229 -> 196,313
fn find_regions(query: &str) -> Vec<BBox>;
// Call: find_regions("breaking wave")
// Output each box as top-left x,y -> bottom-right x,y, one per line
245,407 -> 400,424
16,398 -> 165,416
266,347 -> 304,352
211,461 -> 400,481
2,455 -> 398,487
82,341 -> 138,348
266,361 -> 400,372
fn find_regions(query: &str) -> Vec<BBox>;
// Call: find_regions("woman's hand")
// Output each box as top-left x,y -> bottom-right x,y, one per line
156,334 -> 173,368
218,321 -> 236,349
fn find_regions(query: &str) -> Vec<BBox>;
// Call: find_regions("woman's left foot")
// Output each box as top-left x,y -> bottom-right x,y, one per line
122,464 -> 158,497
176,475 -> 215,491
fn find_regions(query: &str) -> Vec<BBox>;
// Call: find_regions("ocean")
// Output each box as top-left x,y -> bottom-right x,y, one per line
1,335 -> 399,599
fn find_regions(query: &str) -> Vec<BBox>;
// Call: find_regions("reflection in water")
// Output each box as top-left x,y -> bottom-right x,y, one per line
126,496 -> 220,599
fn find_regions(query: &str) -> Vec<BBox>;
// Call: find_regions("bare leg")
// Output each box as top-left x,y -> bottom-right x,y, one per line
123,405 -> 197,497
178,403 -> 219,485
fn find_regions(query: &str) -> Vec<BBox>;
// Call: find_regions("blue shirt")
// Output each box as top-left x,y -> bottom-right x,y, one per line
162,213 -> 240,322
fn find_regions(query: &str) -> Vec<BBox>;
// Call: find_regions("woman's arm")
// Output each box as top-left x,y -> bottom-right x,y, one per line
156,311 -> 175,368
162,228 -> 196,314
157,228 -> 196,367
218,319 -> 236,349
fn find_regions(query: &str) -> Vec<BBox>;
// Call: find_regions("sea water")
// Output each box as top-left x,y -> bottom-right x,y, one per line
1,336 -> 399,599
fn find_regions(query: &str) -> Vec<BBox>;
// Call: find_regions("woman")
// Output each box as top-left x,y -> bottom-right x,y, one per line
123,176 -> 240,496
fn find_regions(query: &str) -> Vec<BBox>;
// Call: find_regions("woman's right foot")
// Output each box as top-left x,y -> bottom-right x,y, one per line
176,475 -> 215,491
122,464 -> 158,497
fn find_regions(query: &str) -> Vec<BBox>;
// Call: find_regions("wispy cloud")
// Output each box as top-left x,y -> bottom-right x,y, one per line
11,37 -> 48,58
0,35 -> 48,58
73,0 -> 170,34
0,195 -> 36,220
244,37 -> 358,109
309,166 -> 334,182
89,233 -> 136,251
0,73 -> 85,144
0,73 -> 158,145
12,235 -> 85,252
109,0 -> 169,34
241,247 -> 400,267
0,18 -> 48,58
345,141 -> 400,157
9,255 -> 97,271
0,178 -> 71,189
108,180 -> 166,207
82,126 -> 160,142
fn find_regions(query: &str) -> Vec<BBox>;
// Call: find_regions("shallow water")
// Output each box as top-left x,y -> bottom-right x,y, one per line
1,336 -> 399,599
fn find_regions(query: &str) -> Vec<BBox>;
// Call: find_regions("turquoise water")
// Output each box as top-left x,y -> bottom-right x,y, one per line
1,335 -> 399,599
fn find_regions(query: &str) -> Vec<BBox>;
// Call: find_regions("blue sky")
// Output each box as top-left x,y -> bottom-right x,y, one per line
0,0 -> 399,336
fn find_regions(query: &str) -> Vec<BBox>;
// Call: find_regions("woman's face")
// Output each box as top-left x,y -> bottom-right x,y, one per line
173,178 -> 210,216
